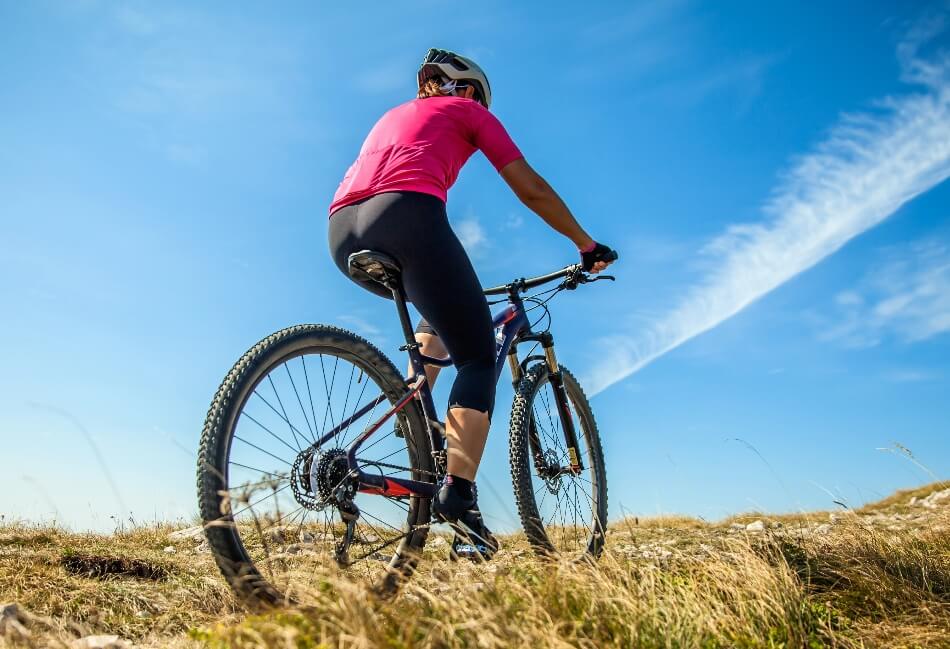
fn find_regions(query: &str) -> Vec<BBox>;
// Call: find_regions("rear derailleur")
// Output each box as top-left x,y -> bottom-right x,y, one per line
294,446 -> 362,567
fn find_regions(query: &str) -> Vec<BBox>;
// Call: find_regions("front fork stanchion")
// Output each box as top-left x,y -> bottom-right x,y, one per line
507,347 -> 523,387
542,337 -> 585,474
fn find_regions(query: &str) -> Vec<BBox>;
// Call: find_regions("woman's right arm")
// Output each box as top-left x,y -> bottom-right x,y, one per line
500,158 -> 616,273
499,158 -> 593,244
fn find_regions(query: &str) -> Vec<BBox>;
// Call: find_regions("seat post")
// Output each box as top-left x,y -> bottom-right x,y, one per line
389,281 -> 427,378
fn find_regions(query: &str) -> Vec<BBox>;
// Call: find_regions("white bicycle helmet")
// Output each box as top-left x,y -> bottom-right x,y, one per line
417,48 -> 492,109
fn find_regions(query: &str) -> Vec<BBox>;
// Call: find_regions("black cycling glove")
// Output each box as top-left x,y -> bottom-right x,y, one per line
580,242 -> 618,272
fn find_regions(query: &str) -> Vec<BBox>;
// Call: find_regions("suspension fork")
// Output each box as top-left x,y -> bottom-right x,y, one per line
543,336 -> 585,473
519,331 -> 585,474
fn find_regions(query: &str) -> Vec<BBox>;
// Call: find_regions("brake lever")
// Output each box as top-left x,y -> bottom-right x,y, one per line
561,269 -> 616,290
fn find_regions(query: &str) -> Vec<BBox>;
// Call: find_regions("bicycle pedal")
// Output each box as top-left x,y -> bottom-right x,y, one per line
448,530 -> 498,562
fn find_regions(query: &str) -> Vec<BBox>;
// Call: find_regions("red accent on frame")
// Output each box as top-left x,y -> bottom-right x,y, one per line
359,478 -> 414,498
501,307 -> 517,324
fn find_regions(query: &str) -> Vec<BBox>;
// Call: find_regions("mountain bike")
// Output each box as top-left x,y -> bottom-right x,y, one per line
196,249 -> 615,605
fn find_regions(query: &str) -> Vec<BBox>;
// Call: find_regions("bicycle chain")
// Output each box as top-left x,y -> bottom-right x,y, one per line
360,458 -> 441,478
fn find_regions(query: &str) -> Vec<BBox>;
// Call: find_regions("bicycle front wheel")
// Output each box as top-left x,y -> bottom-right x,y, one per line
196,324 -> 434,606
509,363 -> 607,559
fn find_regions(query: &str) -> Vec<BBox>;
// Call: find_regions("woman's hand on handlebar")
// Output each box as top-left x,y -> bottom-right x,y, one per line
580,241 -> 619,273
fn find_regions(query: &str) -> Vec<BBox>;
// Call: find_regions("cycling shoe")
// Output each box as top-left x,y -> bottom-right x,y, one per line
432,477 -> 499,561
449,507 -> 499,562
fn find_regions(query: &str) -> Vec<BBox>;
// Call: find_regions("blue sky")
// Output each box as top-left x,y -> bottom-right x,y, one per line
1,1 -> 948,531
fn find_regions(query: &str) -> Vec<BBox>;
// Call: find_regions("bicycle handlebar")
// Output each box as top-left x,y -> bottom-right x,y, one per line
483,263 -> 614,296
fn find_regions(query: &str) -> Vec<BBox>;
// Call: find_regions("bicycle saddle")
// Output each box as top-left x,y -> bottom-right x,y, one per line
347,250 -> 402,288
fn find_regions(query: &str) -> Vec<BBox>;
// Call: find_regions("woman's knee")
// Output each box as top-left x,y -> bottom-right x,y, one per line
448,356 -> 496,418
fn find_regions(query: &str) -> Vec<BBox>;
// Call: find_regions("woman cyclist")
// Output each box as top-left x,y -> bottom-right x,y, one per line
328,48 -> 617,560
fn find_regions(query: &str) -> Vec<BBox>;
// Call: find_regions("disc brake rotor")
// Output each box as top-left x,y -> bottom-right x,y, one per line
541,448 -> 563,494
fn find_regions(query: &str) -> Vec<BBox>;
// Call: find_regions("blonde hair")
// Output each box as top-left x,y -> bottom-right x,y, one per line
417,77 -> 450,99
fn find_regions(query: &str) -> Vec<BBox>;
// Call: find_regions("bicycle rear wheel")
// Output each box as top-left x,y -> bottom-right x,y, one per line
197,324 -> 433,605
509,363 -> 607,559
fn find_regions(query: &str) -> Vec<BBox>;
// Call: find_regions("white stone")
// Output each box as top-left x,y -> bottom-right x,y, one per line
167,526 -> 204,540
71,635 -> 132,649
814,524 -> 832,535
162,546 -> 176,554
920,488 -> 950,509
745,520 -> 765,532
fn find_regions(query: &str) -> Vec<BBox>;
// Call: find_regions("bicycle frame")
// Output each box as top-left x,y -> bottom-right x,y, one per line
308,268 -> 586,502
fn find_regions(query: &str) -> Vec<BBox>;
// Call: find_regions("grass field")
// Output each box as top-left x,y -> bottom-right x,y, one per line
1,482 -> 947,648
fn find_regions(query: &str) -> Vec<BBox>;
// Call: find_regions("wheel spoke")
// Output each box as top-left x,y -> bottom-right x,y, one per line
233,433 -> 294,467
241,412 -> 301,455
231,482 -> 293,519
227,474 -> 290,493
339,370 -> 371,448
251,389 -> 309,450
229,461 -> 288,478
302,356 -> 321,439
268,374 -> 306,451
319,354 -> 340,442
285,363 -> 316,442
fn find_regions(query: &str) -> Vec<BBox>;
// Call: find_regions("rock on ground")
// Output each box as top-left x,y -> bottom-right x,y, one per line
167,525 -> 204,540
71,634 -> 133,648
0,602 -> 30,639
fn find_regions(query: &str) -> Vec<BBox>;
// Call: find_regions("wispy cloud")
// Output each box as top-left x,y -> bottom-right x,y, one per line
584,23 -> 950,395
882,368 -> 943,383
456,217 -> 488,255
503,212 -> 524,230
338,314 -> 384,339
818,239 -> 950,347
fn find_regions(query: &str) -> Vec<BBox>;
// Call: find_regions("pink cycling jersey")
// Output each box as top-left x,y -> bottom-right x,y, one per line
329,96 -> 523,214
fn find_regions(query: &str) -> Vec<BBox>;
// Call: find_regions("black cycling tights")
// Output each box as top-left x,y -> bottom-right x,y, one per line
328,191 -> 496,418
